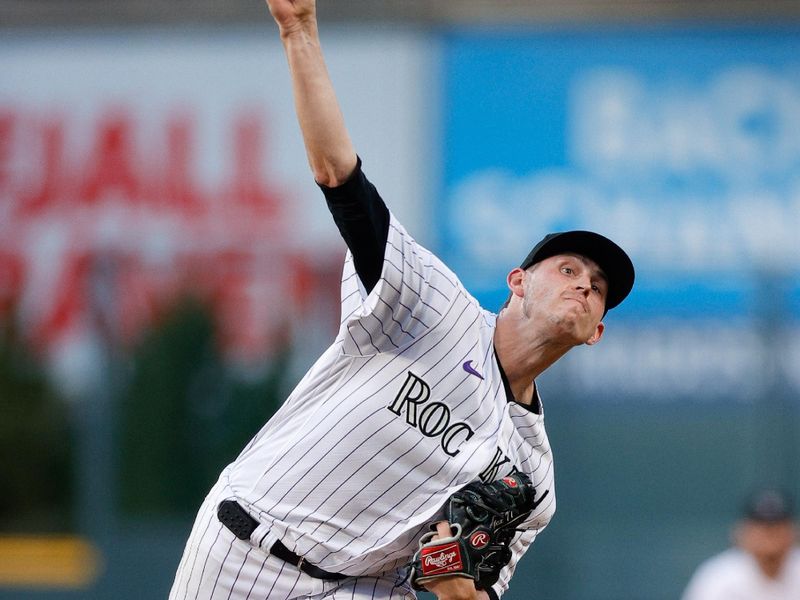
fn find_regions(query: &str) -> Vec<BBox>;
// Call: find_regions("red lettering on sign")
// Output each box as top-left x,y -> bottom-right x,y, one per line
17,117 -> 67,216
34,251 -> 91,347
163,113 -> 205,215
226,111 -> 280,215
0,111 -> 14,192
79,112 -> 139,205
0,103 -> 325,364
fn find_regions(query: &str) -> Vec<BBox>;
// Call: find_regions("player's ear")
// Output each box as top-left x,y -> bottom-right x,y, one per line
585,321 -> 605,346
506,268 -> 526,299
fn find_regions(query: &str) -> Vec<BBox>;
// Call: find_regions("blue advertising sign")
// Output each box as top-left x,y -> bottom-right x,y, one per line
440,28 -> 800,321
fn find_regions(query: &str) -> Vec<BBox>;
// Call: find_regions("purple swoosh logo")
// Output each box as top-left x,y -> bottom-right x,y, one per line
462,360 -> 484,380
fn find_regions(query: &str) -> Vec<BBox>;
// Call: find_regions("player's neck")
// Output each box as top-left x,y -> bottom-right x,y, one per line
493,309 -> 572,398
756,555 -> 786,580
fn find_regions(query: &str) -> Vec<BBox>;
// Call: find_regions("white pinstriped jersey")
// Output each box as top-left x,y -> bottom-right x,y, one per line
226,214 -> 556,596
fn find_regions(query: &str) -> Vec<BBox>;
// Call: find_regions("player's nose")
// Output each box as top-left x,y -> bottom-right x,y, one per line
574,274 -> 592,295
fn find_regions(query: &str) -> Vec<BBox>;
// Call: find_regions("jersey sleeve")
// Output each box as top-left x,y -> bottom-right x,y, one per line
338,214 -> 460,356
321,157 -> 390,295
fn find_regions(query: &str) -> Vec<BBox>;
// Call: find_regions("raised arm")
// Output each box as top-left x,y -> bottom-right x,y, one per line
266,0 -> 358,186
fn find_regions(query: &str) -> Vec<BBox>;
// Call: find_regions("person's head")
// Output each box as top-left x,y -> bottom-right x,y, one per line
734,488 -> 797,579
502,231 -> 635,347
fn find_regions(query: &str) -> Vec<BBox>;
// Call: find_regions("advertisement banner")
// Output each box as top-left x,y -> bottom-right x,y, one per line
440,29 -> 800,400
0,27 -> 431,393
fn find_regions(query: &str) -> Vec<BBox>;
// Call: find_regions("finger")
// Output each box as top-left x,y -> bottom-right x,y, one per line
435,521 -> 451,539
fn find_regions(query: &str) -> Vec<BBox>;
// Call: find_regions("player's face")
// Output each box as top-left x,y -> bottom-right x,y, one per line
736,520 -> 796,577
517,253 -> 607,345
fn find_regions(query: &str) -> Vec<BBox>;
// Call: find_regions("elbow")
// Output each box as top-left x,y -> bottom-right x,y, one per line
313,169 -> 344,188
311,155 -> 358,188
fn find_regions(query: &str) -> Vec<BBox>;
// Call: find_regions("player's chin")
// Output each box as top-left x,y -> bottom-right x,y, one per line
546,318 -> 589,346
565,309 -> 603,338
556,315 -> 599,345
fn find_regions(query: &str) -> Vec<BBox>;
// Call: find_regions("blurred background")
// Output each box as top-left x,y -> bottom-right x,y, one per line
1,1 -> 799,599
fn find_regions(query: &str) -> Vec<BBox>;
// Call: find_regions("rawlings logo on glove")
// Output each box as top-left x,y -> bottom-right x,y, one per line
469,532 -> 490,548
409,472 -> 536,591
420,543 -> 463,574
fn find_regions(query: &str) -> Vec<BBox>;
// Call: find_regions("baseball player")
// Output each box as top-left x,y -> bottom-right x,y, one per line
169,1 -> 635,600
682,489 -> 800,600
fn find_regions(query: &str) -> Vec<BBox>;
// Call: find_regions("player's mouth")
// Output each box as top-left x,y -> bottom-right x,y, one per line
563,295 -> 588,312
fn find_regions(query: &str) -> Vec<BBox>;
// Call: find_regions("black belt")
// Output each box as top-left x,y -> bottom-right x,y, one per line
217,500 -> 347,581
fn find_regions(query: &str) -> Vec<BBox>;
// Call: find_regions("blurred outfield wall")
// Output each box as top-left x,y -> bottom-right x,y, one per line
438,27 -> 800,600
1,23 -> 799,600
0,27 -> 432,389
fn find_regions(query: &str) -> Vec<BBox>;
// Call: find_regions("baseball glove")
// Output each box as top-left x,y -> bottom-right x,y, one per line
409,472 -> 536,591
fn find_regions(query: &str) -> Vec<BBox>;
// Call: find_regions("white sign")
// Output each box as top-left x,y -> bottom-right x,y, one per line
0,27 -> 432,393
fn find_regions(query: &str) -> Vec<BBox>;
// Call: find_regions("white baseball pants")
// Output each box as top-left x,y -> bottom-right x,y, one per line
169,472 -> 415,600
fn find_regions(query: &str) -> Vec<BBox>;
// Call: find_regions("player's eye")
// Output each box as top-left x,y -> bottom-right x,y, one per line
561,266 -> 573,275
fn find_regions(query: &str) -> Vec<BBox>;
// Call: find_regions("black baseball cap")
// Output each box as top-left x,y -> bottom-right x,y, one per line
743,489 -> 794,523
520,230 -> 635,311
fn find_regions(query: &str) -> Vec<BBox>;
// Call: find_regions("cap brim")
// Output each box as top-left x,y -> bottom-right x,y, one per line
522,231 -> 635,311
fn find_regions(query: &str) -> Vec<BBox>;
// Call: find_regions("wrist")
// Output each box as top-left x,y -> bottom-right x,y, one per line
279,19 -> 318,43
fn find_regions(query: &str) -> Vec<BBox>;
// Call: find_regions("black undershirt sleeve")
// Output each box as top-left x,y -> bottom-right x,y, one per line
319,157 -> 390,295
